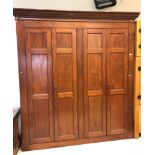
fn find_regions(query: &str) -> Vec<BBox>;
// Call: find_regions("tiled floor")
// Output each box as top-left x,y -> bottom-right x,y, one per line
17,139 -> 142,155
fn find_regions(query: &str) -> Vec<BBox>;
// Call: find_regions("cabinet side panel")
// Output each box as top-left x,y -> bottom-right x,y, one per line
16,20 -> 30,151
128,22 -> 135,138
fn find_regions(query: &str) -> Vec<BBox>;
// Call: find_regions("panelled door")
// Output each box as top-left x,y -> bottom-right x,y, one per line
83,29 -> 107,137
107,29 -> 128,135
25,26 -> 130,144
26,28 -> 54,144
52,28 -> 78,141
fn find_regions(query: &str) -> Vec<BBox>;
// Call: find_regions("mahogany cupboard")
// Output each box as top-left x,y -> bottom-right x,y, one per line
13,9 -> 139,151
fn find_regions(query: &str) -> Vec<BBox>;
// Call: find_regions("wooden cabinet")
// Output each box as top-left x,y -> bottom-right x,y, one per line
14,9 -> 139,151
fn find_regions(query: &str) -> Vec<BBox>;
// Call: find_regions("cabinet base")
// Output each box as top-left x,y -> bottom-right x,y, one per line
22,134 -> 134,151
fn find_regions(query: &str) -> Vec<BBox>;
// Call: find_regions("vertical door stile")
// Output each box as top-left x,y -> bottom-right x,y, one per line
83,29 -> 88,137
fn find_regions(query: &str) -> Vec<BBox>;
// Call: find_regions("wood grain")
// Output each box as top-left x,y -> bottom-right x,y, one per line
107,28 -> 128,135
52,28 -> 78,141
128,22 -> 135,138
77,28 -> 84,139
13,9 -> 139,21
16,21 -> 30,151
15,14 -> 136,150
25,28 -> 54,144
84,29 -> 106,137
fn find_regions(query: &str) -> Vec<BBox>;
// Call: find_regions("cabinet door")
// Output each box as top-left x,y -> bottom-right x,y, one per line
83,29 -> 106,137
107,29 -> 128,135
52,28 -> 78,141
26,28 -> 54,144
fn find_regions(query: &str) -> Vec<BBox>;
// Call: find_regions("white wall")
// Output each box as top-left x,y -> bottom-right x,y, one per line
13,0 -> 140,12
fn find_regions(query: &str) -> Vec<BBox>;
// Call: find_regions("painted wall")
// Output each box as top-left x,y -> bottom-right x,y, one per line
13,0 -> 140,12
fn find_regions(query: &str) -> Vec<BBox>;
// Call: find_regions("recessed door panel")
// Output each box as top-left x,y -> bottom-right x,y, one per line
84,29 -> 106,138
110,95 -> 125,134
32,55 -> 48,94
32,100 -> 50,138
57,54 -> 73,93
110,53 -> 124,89
88,96 -> 103,132
107,29 -> 128,135
26,28 -> 54,144
57,98 -> 75,140
88,54 -> 102,90
52,28 -> 78,141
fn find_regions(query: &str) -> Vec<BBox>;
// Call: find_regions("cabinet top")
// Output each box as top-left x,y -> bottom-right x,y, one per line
13,9 -> 140,21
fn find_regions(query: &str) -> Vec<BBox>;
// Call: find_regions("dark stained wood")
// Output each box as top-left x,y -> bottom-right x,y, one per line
29,134 -> 129,150
25,28 -> 54,144
52,28 -> 78,141
24,21 -> 130,28
77,28 -> 85,139
13,9 -> 139,21
16,21 -> 29,151
15,11 -> 136,150
107,28 -> 128,135
128,23 -> 135,138
84,29 -> 106,137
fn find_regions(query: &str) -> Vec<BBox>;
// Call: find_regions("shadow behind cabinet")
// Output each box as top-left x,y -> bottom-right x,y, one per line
14,9 -> 139,151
